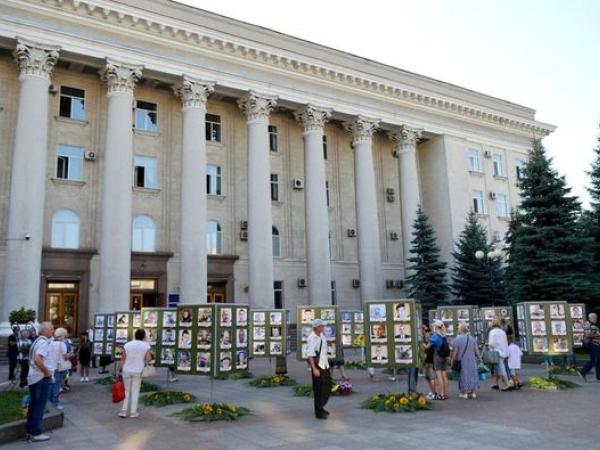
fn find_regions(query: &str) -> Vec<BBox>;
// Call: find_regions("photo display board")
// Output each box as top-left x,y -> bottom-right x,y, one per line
516,301 -> 573,355
112,311 -> 141,360
249,309 -> 287,358
175,304 -> 249,376
480,307 -> 514,338
140,307 -> 177,367
365,300 -> 418,368
296,306 -> 340,361
429,306 -> 481,345
340,310 -> 365,348
92,313 -> 114,356
568,303 -> 586,349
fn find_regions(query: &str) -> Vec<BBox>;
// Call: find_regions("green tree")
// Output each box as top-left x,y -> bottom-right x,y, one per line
585,130 -> 600,306
405,206 -> 449,311
505,140 -> 593,305
451,211 -> 505,306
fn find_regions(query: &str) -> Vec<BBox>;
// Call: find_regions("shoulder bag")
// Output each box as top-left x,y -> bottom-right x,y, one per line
482,344 -> 500,365
451,336 -> 469,372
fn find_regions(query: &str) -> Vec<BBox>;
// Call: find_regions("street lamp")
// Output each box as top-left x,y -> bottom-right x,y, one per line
475,247 -> 503,306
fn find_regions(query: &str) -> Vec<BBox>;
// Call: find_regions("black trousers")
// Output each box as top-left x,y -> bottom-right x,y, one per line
8,356 -> 17,380
312,366 -> 331,416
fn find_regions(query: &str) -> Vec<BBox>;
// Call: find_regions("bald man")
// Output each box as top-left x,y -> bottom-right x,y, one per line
580,313 -> 600,382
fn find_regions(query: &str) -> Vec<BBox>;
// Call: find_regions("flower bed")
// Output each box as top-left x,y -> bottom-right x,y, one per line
344,361 -> 367,370
141,391 -> 196,407
212,371 -> 253,381
548,365 -> 580,376
174,403 -> 251,422
361,392 -> 433,413
248,375 -> 297,388
527,376 -> 580,391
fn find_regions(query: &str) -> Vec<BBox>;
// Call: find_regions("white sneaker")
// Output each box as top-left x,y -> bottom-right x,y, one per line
426,392 -> 436,400
55,405 -> 64,410
85,377 -> 89,382
118,411 -> 127,418
129,412 -> 140,418
30,434 -> 50,442
458,393 -> 469,399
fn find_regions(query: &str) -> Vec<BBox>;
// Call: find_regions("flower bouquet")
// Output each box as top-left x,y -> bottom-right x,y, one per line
174,402 -> 251,422
334,380 -> 353,396
141,391 -> 196,407
361,392 -> 433,413
248,375 -> 297,388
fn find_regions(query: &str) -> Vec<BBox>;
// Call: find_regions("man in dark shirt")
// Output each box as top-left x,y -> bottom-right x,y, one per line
7,326 -> 19,381
580,313 -> 600,382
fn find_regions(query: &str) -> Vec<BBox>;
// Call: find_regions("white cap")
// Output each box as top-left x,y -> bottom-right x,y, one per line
433,319 -> 444,328
312,318 -> 324,328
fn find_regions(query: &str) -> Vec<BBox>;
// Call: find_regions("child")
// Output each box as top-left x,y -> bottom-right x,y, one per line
77,332 -> 92,382
507,335 -> 523,390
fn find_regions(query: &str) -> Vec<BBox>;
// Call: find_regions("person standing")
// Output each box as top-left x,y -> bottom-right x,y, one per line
48,328 -> 68,410
306,319 -> 331,419
7,326 -> 19,381
427,320 -> 449,400
422,326 -> 437,400
77,332 -> 92,382
450,323 -> 481,399
118,329 -> 151,418
507,335 -> 523,389
488,319 -> 511,391
580,312 -> 600,382
26,322 -> 55,442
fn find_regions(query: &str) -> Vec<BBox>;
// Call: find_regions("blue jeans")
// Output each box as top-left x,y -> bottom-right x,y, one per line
407,367 -> 419,393
49,371 -> 63,407
26,377 -> 52,436
582,344 -> 600,379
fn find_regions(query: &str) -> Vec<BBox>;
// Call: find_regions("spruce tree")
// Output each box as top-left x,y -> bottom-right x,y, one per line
451,211 -> 505,306
585,130 -> 600,306
505,140 -> 593,304
405,206 -> 449,311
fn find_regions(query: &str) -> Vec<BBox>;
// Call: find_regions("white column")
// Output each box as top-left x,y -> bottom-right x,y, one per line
391,126 -> 423,274
294,105 -> 332,305
175,76 -> 214,304
98,60 -> 142,313
237,91 -> 278,308
345,116 -> 383,302
1,40 -> 59,333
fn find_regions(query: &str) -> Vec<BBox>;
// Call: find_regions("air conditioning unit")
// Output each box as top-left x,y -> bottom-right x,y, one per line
240,221 -> 248,230
48,84 -> 58,95
297,278 -> 307,288
386,194 -> 395,203
488,192 -> 497,200
347,229 -> 357,238
484,150 -> 492,158
395,280 -> 404,289
351,279 -> 360,289
84,151 -> 96,161
293,178 -> 304,190
390,231 -> 399,241
239,230 -> 248,241
386,188 -> 395,196
392,149 -> 399,158
385,279 -> 395,289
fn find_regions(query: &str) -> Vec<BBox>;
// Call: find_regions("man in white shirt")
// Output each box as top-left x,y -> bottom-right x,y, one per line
305,319 -> 331,419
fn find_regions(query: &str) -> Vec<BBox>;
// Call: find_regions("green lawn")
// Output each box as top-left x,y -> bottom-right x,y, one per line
0,390 -> 26,425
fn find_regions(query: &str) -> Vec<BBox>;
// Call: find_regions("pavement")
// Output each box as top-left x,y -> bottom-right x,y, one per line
0,356 -> 597,450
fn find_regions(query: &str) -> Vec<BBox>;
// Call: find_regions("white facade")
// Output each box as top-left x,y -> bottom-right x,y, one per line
0,0 -> 554,333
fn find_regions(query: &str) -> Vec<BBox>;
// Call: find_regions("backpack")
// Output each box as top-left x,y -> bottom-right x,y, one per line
437,336 -> 451,358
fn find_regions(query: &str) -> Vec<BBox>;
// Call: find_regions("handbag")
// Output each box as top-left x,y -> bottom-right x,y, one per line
451,336 -> 469,372
482,345 -> 500,365
112,376 -> 125,403
141,364 -> 156,378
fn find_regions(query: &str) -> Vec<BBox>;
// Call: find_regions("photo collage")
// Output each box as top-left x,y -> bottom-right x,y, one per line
480,307 -> 513,336
365,301 -> 416,367
140,307 -> 177,367
340,310 -> 365,348
569,303 -> 586,348
112,311 -> 141,360
517,302 -> 572,355
297,306 -> 339,361
92,313 -> 114,356
250,309 -> 287,358
429,306 -> 482,345
175,304 -> 250,376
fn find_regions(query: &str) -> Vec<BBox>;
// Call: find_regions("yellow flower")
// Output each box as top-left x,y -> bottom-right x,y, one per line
399,397 -> 409,405
216,408 -> 222,415
182,394 -> 192,402
202,404 -> 213,414
418,398 -> 427,406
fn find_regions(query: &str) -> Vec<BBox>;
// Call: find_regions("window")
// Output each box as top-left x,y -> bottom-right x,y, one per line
497,194 -> 509,218
134,101 -> 157,132
205,114 -> 221,142
330,281 -> 337,306
325,181 -> 330,207
133,155 -> 157,189
207,165 -> 222,195
493,154 -> 505,177
273,281 -> 283,309
51,210 -> 80,249
59,86 -> 85,121
323,135 -> 328,160
472,190 -> 486,214
268,125 -> 278,152
468,149 -> 481,172
515,159 -> 525,180
207,220 -> 222,255
56,145 -> 83,181
132,215 -> 156,252
272,226 -> 281,258
270,174 -> 279,201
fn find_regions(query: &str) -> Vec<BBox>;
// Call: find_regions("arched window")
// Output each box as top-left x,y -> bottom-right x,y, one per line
207,220 -> 222,255
132,215 -> 156,252
272,226 -> 281,258
51,209 -> 80,249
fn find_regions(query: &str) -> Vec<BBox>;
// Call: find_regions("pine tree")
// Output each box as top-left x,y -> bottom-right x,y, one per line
451,211 -> 505,306
505,140 -> 593,304
405,206 -> 449,311
585,130 -> 600,306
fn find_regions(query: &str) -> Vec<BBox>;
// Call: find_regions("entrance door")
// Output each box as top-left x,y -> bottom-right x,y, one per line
130,278 -> 159,309
207,283 -> 226,303
45,284 -> 78,334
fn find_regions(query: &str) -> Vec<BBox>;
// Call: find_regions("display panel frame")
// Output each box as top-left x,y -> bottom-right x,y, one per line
516,301 -> 573,355
249,309 -> 288,358
296,306 -> 340,361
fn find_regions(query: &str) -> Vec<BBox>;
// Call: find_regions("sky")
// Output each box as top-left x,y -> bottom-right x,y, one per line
176,0 -> 600,206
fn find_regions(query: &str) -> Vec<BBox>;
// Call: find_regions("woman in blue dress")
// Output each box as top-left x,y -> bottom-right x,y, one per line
451,322 -> 481,399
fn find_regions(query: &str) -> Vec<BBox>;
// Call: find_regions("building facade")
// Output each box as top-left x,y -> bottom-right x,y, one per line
0,0 -> 554,335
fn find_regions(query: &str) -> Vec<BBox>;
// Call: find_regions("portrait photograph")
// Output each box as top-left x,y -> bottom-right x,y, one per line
517,305 -> 524,320
114,345 -> 124,359
179,308 -> 193,326
116,313 -> 129,328
531,320 -> 547,336
394,323 -> 411,342
106,315 -> 114,328
532,337 -> 548,353
300,343 -> 308,359
236,328 -> 248,347
106,328 -> 114,341
371,344 -> 388,363
270,326 -> 282,339
323,325 -> 336,340
354,324 -> 364,336
500,309 -> 509,318
369,304 -> 387,322
105,343 -> 113,354
484,309 -> 495,321
236,350 -> 248,368
445,323 -> 454,336
95,315 -> 105,328
220,329 -> 232,349
395,345 -> 413,363
236,307 -> 248,326
457,309 -> 469,320
253,311 -> 266,325
270,311 -> 282,325
269,342 -> 282,355
342,324 -> 352,334
355,312 -> 364,323
529,304 -> 545,319
220,307 -> 232,327
253,326 -> 266,340
370,323 -> 387,342
94,328 -> 104,342
161,348 -> 175,365
301,308 -> 314,324
132,313 -> 141,328
163,311 -> 176,327
573,319 -> 584,332
197,307 -> 212,326
301,325 -> 312,341
327,342 -> 336,357
115,328 -> 128,344
321,309 -> 335,322
570,305 -> 583,319
342,334 -> 352,346
162,328 -> 176,346
553,336 -> 569,353
178,329 -> 192,349
197,352 -> 210,372
197,329 -> 212,349
393,302 -> 411,321
441,309 -> 453,322
143,310 -> 158,327
145,328 -> 157,345
220,352 -> 232,372
551,320 -> 567,336
341,311 -> 352,322
177,351 -> 191,371
550,303 -> 565,319
93,342 -> 103,354
573,333 -> 584,345
253,341 -> 266,355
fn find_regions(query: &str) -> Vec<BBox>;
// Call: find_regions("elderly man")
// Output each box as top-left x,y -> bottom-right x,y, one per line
26,322 -> 55,442
306,318 -> 331,419
580,312 -> 600,382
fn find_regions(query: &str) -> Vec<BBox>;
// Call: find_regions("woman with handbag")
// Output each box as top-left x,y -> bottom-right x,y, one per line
118,329 -> 151,418
450,323 -> 481,399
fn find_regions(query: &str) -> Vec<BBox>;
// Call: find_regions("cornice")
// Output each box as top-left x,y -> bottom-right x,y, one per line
5,0 -> 555,137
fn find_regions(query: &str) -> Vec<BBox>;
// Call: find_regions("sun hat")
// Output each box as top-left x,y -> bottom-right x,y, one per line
312,318 -> 324,328
433,319 -> 444,328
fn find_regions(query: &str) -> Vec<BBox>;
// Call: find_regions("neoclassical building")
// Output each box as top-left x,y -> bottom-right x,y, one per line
0,0 -> 554,334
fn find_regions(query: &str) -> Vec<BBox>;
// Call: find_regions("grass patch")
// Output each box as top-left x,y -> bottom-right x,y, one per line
0,390 -> 27,425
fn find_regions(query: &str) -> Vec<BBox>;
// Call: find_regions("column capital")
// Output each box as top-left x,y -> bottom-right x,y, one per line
13,38 -> 60,81
344,115 -> 380,144
237,91 -> 278,121
100,59 -> 142,95
294,104 -> 332,133
175,75 -> 215,110
389,125 -> 423,154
